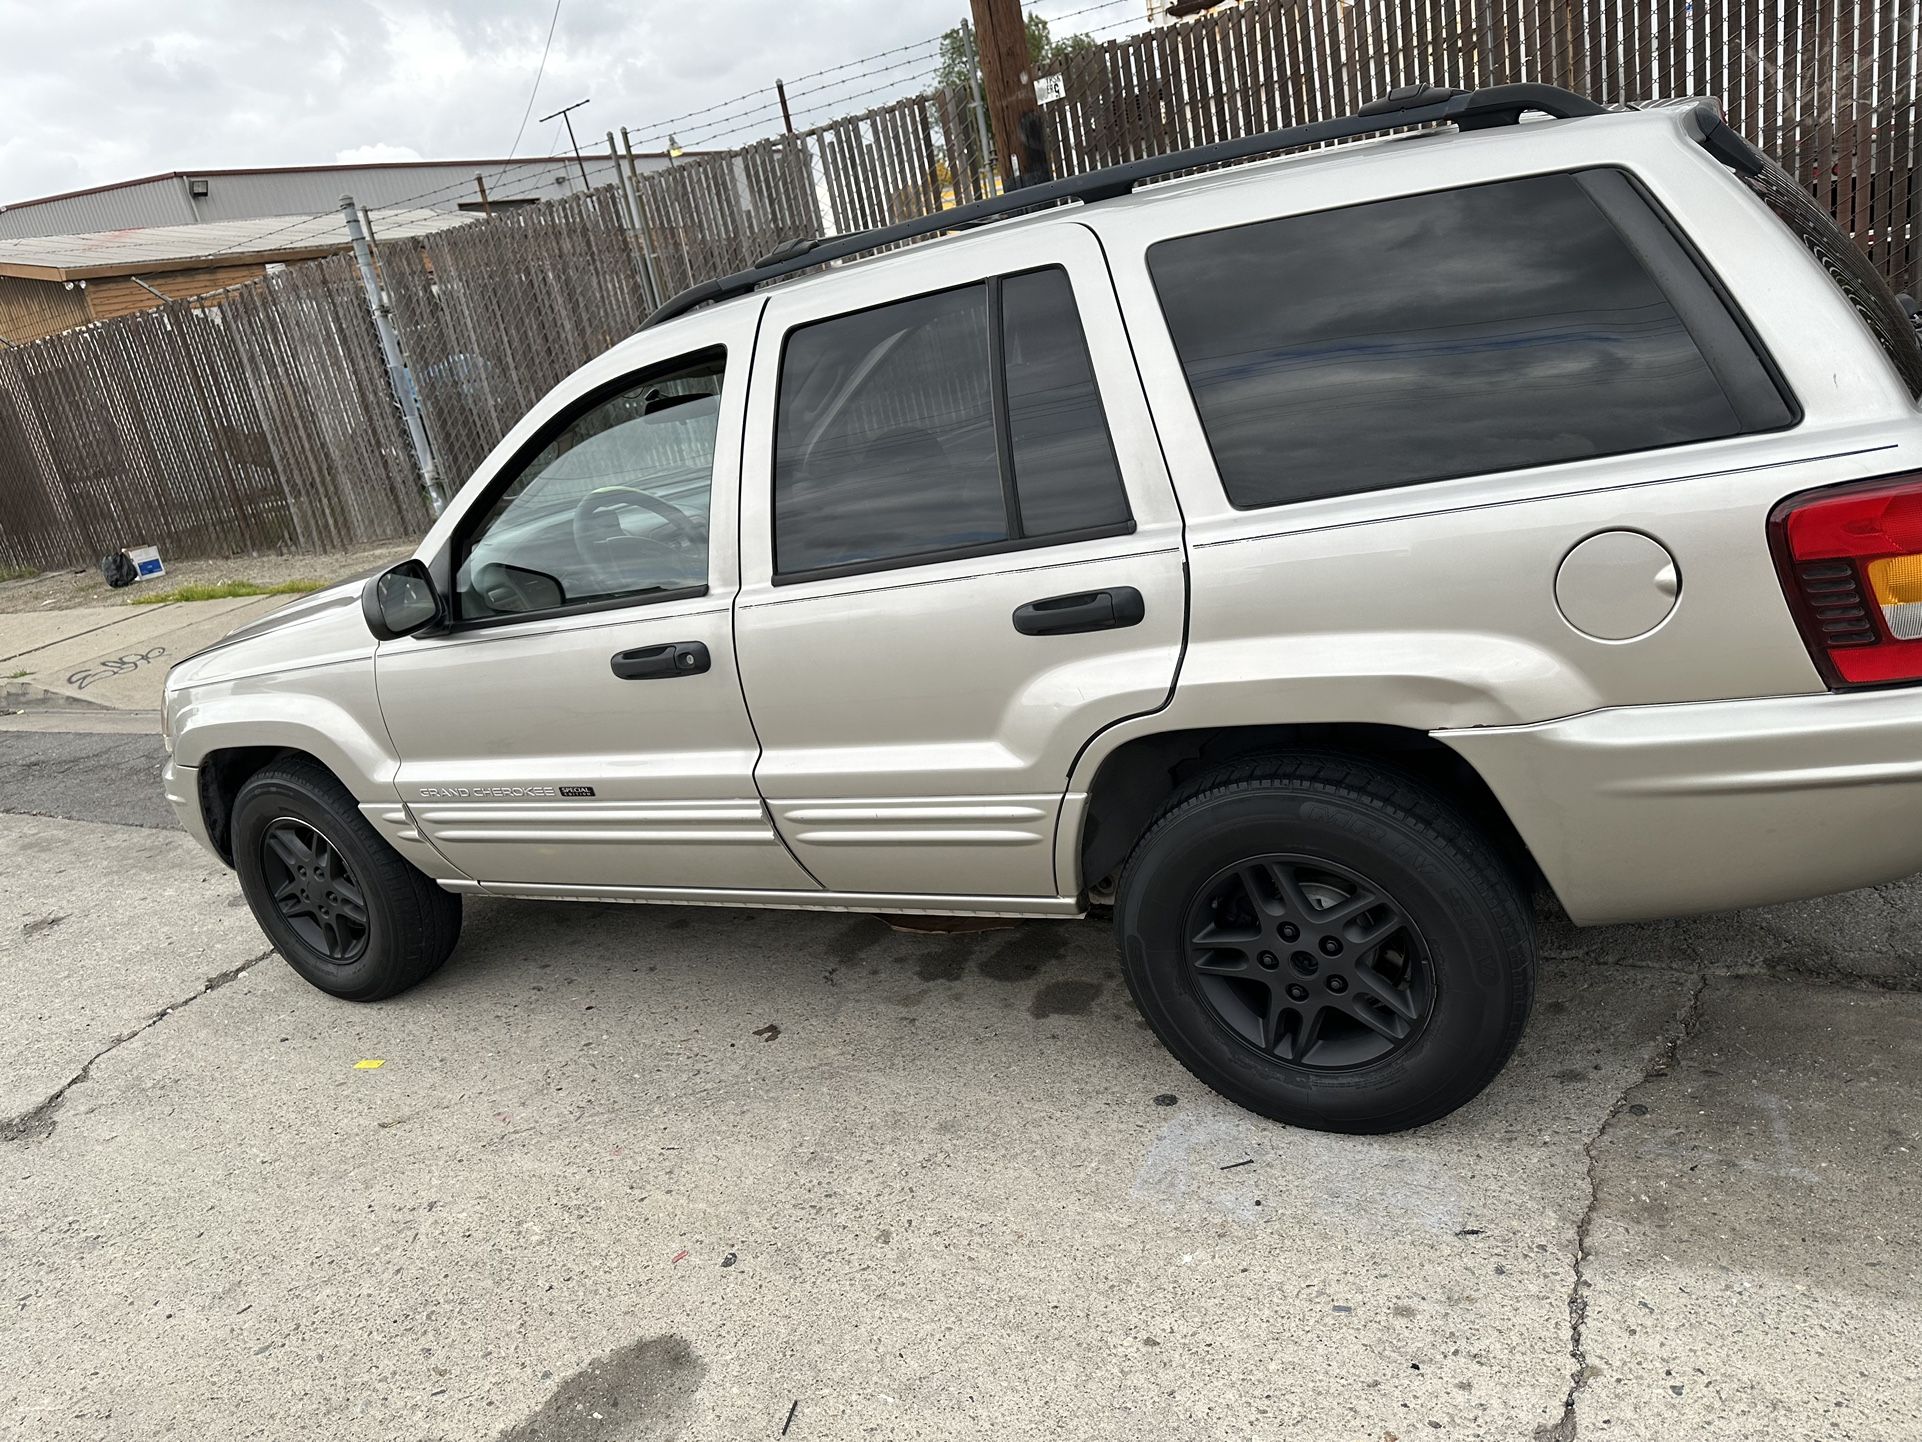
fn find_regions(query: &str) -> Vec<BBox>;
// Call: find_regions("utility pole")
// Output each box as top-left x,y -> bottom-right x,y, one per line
541,98 -> 596,194
969,0 -> 1038,189
340,195 -> 443,514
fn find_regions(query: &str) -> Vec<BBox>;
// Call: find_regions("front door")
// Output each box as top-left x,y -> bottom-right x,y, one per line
377,314 -> 816,896
733,224 -> 1186,899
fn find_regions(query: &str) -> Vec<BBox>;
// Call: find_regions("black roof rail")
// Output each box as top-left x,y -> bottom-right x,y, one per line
642,82 -> 1610,330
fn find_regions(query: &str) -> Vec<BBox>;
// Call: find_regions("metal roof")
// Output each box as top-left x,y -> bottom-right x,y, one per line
0,208 -> 480,282
1,155 -> 681,214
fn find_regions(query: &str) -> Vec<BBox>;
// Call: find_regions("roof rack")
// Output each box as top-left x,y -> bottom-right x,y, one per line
641,82 -> 1610,330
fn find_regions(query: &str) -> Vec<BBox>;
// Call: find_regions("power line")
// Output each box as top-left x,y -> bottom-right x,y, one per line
505,0 -> 567,159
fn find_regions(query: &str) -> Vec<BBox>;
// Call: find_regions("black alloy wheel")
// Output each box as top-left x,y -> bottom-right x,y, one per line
1184,855 -> 1434,1070
258,817 -> 370,964
232,757 -> 462,1002
1113,753 -> 1535,1133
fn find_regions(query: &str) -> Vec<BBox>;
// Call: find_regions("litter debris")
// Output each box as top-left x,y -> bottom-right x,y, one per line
1219,1158 -> 1254,1171
353,1059 -> 384,1070
1152,1093 -> 1178,1107
670,1249 -> 689,1264
781,1399 -> 799,1435
720,1252 -> 738,1268
752,1023 -> 781,1042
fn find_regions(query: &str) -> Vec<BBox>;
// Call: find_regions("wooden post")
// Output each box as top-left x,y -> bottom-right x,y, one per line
970,0 -> 1038,188
776,78 -> 796,135
473,173 -> 493,217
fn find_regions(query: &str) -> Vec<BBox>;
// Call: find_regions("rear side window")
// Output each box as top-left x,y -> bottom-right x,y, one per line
1148,170 -> 1796,510
772,267 -> 1130,579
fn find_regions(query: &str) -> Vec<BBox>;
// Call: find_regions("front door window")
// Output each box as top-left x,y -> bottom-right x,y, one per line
456,350 -> 725,620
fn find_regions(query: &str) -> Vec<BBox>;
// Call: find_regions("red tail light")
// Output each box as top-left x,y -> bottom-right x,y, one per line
1770,473 -> 1922,687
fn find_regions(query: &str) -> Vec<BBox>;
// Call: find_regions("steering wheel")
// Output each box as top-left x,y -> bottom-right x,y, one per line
570,486 -> 705,592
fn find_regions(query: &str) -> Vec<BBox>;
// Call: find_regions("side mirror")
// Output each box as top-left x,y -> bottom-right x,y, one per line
362,560 -> 446,640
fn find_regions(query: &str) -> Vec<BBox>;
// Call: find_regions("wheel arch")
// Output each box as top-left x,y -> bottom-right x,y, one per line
1064,722 -> 1543,902
195,745 -> 342,865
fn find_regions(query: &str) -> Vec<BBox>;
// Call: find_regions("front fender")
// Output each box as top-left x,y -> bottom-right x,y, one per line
169,666 -> 399,802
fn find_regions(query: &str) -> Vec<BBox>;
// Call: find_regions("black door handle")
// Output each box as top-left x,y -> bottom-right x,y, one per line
610,641 -> 711,679
1012,587 -> 1146,637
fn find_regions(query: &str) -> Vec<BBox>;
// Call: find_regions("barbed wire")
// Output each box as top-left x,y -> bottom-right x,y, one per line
668,51 -> 948,148
626,39 -> 944,149
190,8 -> 1146,264
1042,0 -> 1145,28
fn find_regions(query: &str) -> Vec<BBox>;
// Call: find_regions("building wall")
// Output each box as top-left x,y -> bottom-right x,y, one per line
0,155 -> 675,241
0,275 -> 91,344
84,264 -> 269,323
0,264 -> 270,343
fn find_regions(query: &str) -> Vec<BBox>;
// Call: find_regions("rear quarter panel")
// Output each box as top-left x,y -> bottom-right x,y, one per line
1074,110 -> 1922,758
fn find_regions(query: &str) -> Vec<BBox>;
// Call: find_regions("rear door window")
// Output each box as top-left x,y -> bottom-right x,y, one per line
772,267 -> 1131,579
1148,170 -> 1796,509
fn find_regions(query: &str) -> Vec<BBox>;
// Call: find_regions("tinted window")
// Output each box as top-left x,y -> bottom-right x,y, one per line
457,352 -> 721,619
773,269 -> 1131,578
775,285 -> 1004,575
1003,269 -> 1130,534
1149,172 -> 1791,509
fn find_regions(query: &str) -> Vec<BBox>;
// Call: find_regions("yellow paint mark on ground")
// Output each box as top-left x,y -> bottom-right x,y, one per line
353,1059 -> 385,1070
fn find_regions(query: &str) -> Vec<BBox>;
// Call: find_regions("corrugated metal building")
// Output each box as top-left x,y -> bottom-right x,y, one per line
0,153 -> 676,241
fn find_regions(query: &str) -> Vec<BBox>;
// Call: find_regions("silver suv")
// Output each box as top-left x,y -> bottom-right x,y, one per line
162,85 -> 1922,1133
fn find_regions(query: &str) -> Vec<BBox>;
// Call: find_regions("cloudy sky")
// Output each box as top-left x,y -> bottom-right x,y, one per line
0,0 -> 1144,205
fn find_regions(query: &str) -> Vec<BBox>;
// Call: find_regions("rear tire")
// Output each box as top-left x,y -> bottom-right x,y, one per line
1114,753 -> 1533,1133
232,758 -> 461,1002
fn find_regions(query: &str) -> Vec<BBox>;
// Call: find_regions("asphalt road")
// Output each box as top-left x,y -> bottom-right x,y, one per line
3,718 -> 1919,1441
0,726 -> 173,829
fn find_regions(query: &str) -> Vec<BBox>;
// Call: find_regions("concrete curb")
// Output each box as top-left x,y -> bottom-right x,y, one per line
0,680 -> 112,714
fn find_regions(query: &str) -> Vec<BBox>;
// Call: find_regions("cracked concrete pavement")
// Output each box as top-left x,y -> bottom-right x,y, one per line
2,725 -> 1919,1440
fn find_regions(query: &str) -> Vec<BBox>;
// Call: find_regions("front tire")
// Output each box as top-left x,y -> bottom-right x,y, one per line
232,758 -> 461,1001
1115,753 -> 1533,1133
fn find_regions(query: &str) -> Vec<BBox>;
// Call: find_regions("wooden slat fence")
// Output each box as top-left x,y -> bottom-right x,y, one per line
0,258 -> 428,573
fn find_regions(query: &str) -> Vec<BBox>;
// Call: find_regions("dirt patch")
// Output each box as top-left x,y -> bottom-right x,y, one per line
0,541 -> 416,614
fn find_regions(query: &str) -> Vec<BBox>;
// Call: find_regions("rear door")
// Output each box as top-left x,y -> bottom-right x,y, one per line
733,223 -> 1185,899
